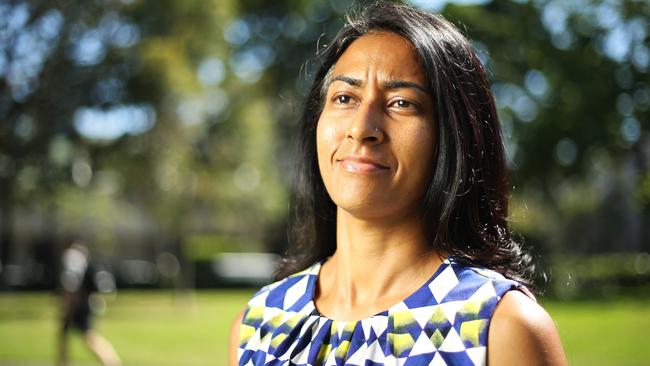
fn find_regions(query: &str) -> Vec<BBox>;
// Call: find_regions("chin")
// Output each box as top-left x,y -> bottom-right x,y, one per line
332,192 -> 392,219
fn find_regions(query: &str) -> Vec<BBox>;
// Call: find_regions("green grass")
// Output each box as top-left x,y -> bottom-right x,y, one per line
0,291 -> 648,365
0,290 -> 254,366
544,298 -> 650,366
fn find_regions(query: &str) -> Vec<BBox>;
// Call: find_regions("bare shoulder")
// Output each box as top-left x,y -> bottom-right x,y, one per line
229,309 -> 246,366
488,290 -> 568,366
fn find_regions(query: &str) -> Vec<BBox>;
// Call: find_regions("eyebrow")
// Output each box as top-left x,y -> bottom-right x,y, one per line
329,75 -> 429,95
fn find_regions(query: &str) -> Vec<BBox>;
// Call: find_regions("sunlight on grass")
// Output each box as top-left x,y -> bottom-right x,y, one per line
545,299 -> 650,366
0,290 -> 254,366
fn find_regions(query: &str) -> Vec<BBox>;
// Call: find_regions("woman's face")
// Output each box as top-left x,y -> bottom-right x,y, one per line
316,31 -> 437,221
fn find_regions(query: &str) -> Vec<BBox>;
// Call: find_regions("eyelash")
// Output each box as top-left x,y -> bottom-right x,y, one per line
336,94 -> 353,104
332,93 -> 418,111
393,99 -> 413,109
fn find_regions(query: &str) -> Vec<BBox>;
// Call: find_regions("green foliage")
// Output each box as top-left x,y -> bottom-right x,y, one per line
0,0 -> 287,264
546,252 -> 650,300
1,0 -> 649,285
436,0 -> 650,255
185,233 -> 260,260
636,171 -> 650,210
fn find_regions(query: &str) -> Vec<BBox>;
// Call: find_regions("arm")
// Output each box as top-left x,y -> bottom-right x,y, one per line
229,310 -> 245,366
488,290 -> 568,366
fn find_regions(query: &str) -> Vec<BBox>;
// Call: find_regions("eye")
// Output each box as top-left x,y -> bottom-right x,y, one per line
390,98 -> 419,111
336,94 -> 352,104
395,99 -> 412,108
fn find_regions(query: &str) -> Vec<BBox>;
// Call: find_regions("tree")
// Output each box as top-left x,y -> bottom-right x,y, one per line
0,0 -> 287,287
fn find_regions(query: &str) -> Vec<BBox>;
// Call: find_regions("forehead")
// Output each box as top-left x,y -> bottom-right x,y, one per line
331,31 -> 426,84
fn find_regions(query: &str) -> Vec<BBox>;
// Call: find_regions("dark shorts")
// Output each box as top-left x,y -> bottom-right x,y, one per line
63,306 -> 92,333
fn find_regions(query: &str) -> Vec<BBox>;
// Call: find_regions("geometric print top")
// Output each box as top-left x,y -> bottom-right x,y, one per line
238,257 -> 527,366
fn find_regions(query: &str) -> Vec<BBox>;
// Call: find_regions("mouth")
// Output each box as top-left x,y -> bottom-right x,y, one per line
336,155 -> 390,173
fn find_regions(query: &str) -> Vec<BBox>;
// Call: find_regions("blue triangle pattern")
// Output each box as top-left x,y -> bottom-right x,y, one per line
238,258 -> 526,365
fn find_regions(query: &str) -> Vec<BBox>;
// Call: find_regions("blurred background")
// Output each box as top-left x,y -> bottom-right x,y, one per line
0,0 -> 648,365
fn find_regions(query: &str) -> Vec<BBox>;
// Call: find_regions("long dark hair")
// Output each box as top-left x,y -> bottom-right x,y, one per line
277,1 -> 535,287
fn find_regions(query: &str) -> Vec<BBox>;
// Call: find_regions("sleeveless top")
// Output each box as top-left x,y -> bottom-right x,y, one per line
238,257 -> 526,366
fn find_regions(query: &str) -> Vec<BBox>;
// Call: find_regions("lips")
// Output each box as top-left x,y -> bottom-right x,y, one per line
336,155 -> 390,173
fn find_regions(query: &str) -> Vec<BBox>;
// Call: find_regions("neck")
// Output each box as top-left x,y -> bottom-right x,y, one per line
317,209 -> 443,318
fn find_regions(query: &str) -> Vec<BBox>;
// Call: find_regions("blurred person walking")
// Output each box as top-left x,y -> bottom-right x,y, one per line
57,241 -> 122,366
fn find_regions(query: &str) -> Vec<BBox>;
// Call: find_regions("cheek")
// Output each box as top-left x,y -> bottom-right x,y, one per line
316,119 -> 339,165
319,121 -> 338,145
417,130 -> 437,170
417,132 -> 437,184
398,125 -> 437,182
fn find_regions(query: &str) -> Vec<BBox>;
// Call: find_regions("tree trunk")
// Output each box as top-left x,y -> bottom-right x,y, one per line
0,179 -> 14,289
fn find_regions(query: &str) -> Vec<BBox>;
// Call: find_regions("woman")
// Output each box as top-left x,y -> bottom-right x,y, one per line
230,2 -> 567,365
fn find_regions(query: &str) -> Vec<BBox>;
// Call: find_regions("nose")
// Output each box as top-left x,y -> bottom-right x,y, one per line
345,102 -> 384,145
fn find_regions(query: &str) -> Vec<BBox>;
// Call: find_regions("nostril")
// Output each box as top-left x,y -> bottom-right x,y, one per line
346,126 -> 383,143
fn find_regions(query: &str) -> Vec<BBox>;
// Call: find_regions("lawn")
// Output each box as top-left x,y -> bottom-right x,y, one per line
0,290 -> 254,366
0,290 -> 647,365
545,298 -> 649,366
